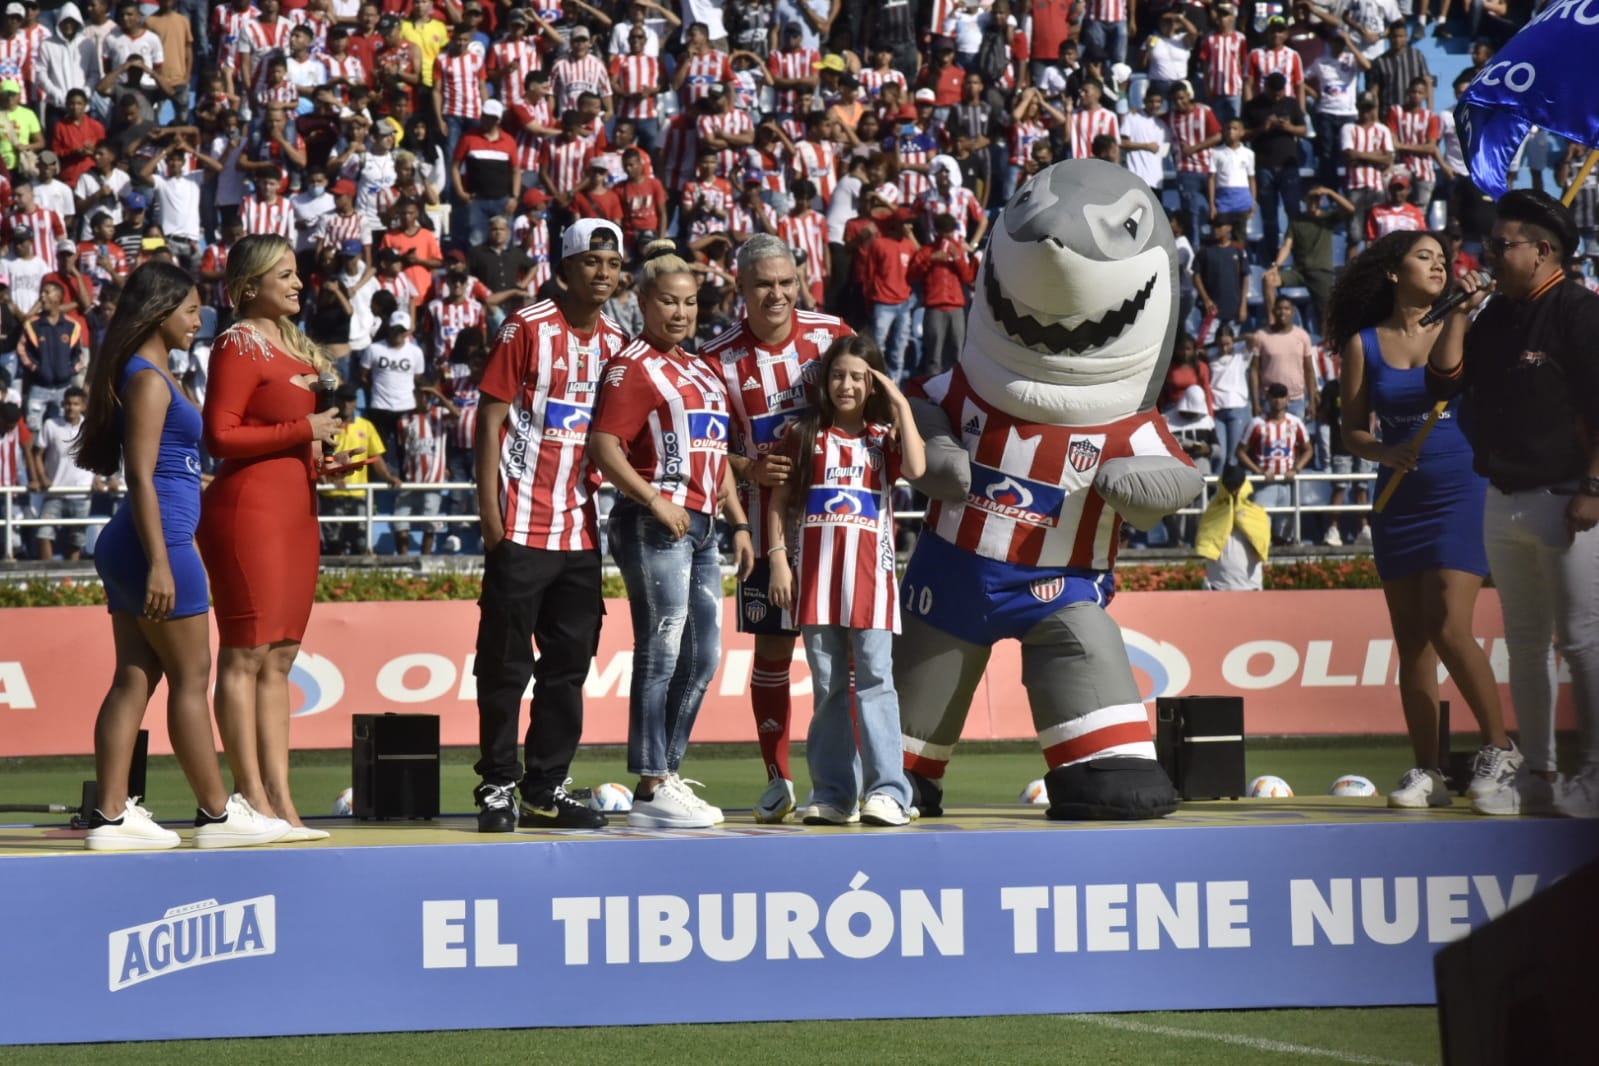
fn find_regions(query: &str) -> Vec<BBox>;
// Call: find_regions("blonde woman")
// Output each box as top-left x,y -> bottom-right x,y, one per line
198,234 -> 353,841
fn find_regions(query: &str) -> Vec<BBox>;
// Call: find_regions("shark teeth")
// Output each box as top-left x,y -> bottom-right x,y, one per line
984,261 -> 1156,355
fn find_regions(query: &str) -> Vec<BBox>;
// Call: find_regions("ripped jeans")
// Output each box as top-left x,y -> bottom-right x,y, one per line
608,498 -> 725,778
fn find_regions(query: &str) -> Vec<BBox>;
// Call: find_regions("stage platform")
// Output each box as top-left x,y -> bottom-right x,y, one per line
4,799 -> 1598,1046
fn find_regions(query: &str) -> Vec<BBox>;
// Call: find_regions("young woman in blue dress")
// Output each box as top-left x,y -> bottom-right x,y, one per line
1326,231 -> 1521,810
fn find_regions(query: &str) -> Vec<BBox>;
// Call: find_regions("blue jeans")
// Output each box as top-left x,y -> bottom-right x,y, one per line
1176,171 -> 1208,247
1254,479 -> 1295,542
1313,113 -> 1354,188
802,624 -> 912,811
872,300 -> 914,380
1209,93 -> 1241,128
1215,406 -> 1254,470
1082,19 -> 1129,64
609,500 -> 724,778
1255,162 -> 1302,260
466,197 -> 501,247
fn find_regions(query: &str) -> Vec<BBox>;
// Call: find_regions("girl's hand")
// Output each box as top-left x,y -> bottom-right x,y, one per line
868,367 -> 907,408
648,494 -> 691,539
732,529 -> 755,580
145,561 -> 176,621
768,555 -> 793,610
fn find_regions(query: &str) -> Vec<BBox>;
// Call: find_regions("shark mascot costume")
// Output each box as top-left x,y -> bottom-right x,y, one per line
897,159 -> 1205,820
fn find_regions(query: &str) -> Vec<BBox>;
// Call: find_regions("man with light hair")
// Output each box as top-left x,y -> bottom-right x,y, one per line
702,233 -> 854,823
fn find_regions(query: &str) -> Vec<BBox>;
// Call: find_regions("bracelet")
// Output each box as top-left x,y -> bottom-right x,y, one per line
767,545 -> 788,557
730,523 -> 751,534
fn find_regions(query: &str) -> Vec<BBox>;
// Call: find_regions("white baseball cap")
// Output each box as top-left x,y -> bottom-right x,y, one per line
388,311 -> 412,331
560,218 -> 623,260
481,99 -> 505,118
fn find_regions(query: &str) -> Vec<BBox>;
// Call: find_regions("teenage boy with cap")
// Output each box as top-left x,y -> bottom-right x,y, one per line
452,96 -> 519,247
471,217 -> 628,833
1364,169 -> 1425,241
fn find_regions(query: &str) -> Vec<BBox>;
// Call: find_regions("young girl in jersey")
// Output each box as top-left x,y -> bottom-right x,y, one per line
766,336 -> 926,827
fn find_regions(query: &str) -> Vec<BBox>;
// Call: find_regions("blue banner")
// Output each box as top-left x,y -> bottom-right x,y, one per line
1458,5 -> 1599,197
3,818 -> 1599,1045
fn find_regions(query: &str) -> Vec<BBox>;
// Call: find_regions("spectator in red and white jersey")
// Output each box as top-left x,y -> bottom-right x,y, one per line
768,23 -> 819,122
680,147 -> 735,242
673,21 -> 732,108
697,83 -> 755,180
1081,0 -> 1133,67
393,382 -> 458,556
1070,78 -> 1119,161
373,244 -> 419,318
489,9 -> 540,110
213,0 -> 261,87
1236,381 -> 1312,543
1365,171 -> 1426,242
452,97 -> 518,246
699,232 -> 854,824
320,26 -> 367,105
1341,94 -> 1395,246
1386,76 -> 1440,210
776,178 -> 829,308
239,168 -> 295,240
1197,2 -> 1246,125
657,104 -> 702,195
572,159 -> 624,224
610,24 -> 663,148
914,155 -> 986,248
551,24 -> 611,119
1166,81 -> 1221,247
536,108 -> 594,219
8,183 -> 67,272
791,109 -> 840,206
617,146 -> 668,248
859,46 -> 908,100
588,239 -> 756,830
238,0 -> 296,101
1244,17 -> 1305,110
433,20 -> 484,164
1005,86 -> 1062,201
424,264 -> 485,366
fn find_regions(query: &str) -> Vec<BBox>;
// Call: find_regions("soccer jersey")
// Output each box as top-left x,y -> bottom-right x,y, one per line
434,51 -> 484,118
1243,413 -> 1309,476
918,367 -> 1192,569
1342,120 -> 1394,191
610,53 -> 661,120
1246,46 -> 1303,96
1386,105 -> 1440,184
791,423 -> 902,631
590,336 -> 732,515
551,52 -> 611,112
425,297 -> 485,364
240,195 -> 294,239
768,48 -> 821,115
679,49 -> 732,106
1199,30 -> 1246,98
793,138 -> 838,202
398,406 -> 450,483
481,299 -> 627,551
703,310 -> 853,553
1167,103 -> 1221,174
1069,106 -> 1119,162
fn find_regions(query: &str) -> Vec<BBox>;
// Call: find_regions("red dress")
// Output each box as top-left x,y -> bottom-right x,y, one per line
198,325 -> 320,647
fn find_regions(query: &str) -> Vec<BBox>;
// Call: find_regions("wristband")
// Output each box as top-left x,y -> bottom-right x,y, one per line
730,523 -> 752,534
767,545 -> 788,557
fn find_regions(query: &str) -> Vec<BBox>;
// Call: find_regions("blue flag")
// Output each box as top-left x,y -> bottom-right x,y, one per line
1457,4 -> 1599,198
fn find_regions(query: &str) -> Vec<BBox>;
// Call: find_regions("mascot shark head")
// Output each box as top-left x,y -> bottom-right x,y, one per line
962,159 -> 1179,427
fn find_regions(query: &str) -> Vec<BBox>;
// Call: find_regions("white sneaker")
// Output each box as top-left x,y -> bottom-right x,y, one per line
1555,766 -> 1599,818
754,777 -> 796,824
673,776 -> 724,824
85,797 -> 181,852
1472,769 -> 1560,816
860,793 -> 911,826
799,802 -> 860,825
279,825 -> 332,842
194,794 -> 294,849
1322,526 -> 1343,547
1355,526 -> 1373,544
627,777 -> 717,829
1388,768 -> 1452,809
1467,741 -> 1524,800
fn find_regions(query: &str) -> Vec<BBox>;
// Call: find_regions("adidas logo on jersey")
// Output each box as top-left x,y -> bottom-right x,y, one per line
743,375 -> 760,391
553,356 -> 567,369
963,416 -> 982,437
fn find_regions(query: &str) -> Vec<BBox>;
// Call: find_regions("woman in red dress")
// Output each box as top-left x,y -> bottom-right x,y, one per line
199,234 -> 347,842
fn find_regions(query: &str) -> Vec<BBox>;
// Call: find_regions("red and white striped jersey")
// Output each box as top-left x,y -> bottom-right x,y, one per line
8,207 -> 66,271
0,420 -> 30,487
444,364 -> 481,452
679,49 -> 732,106
1386,106 -> 1440,184
1341,120 -> 1394,191
858,66 -> 907,100
426,297 -> 485,364
481,299 -> 628,551
590,336 -> 733,515
433,51 -> 484,118
322,53 -> 368,97
1242,413 -> 1309,476
551,53 -> 611,112
1082,0 -> 1128,21
316,209 -> 368,250
792,423 -> 902,631
1366,200 -> 1426,239
492,38 -> 541,107
913,187 -> 984,242
257,79 -> 299,109
376,270 -> 420,310
0,31 -> 35,101
1246,46 -> 1303,96
513,127 -> 544,172
730,198 -> 778,239
398,407 -> 451,483
610,53 -> 660,120
777,211 -> 828,284
1167,103 -> 1221,173
768,48 -> 821,115
681,177 -> 736,239
243,16 -> 297,93
697,107 -> 754,179
1009,117 -> 1049,167
703,310 -> 853,553
793,138 -> 838,203
514,216 -> 553,292
1199,30 -> 1246,98
240,195 -> 294,239
1070,106 -> 1119,162
537,136 -> 594,194
743,145 -> 789,195
918,367 -> 1193,569
214,4 -> 261,70
659,114 -> 700,191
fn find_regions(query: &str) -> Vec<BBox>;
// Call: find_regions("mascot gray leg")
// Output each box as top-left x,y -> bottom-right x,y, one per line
1021,604 -> 1178,820
895,614 -> 992,816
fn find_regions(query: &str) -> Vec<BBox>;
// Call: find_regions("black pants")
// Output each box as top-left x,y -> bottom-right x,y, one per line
473,540 -> 605,797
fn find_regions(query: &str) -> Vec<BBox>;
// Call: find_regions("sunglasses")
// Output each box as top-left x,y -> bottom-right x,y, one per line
1484,237 -> 1538,255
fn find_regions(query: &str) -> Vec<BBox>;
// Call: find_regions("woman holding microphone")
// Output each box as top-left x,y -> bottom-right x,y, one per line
588,240 -> 756,830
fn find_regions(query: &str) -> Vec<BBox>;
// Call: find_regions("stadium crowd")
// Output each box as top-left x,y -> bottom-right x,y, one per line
0,0 -> 1559,559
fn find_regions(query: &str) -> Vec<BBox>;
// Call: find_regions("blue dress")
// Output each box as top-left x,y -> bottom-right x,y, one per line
94,355 -> 210,619
1362,328 -> 1489,581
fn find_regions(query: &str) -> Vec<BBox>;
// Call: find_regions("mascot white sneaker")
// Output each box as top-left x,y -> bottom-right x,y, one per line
896,159 -> 1205,820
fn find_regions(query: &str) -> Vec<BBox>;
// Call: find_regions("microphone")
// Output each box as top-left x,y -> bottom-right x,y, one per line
316,369 -> 341,443
1420,272 -> 1491,327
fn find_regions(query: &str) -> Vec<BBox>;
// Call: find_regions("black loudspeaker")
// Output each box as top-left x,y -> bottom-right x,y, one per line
352,714 -> 440,820
1435,858 -> 1599,1066
1155,696 -> 1245,800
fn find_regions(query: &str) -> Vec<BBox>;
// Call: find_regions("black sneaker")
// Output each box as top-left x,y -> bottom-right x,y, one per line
475,782 -> 518,833
519,784 -> 608,829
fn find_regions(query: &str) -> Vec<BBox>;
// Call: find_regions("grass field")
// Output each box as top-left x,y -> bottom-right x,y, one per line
0,738 -> 1458,1065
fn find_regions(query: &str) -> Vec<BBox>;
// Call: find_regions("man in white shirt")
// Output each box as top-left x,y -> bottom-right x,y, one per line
1120,87 -> 1170,191
138,134 -> 216,273
1305,22 -> 1369,187
31,152 -> 78,229
31,384 -> 96,561
99,0 -> 164,103
360,310 -> 426,457
3,227 -> 50,315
